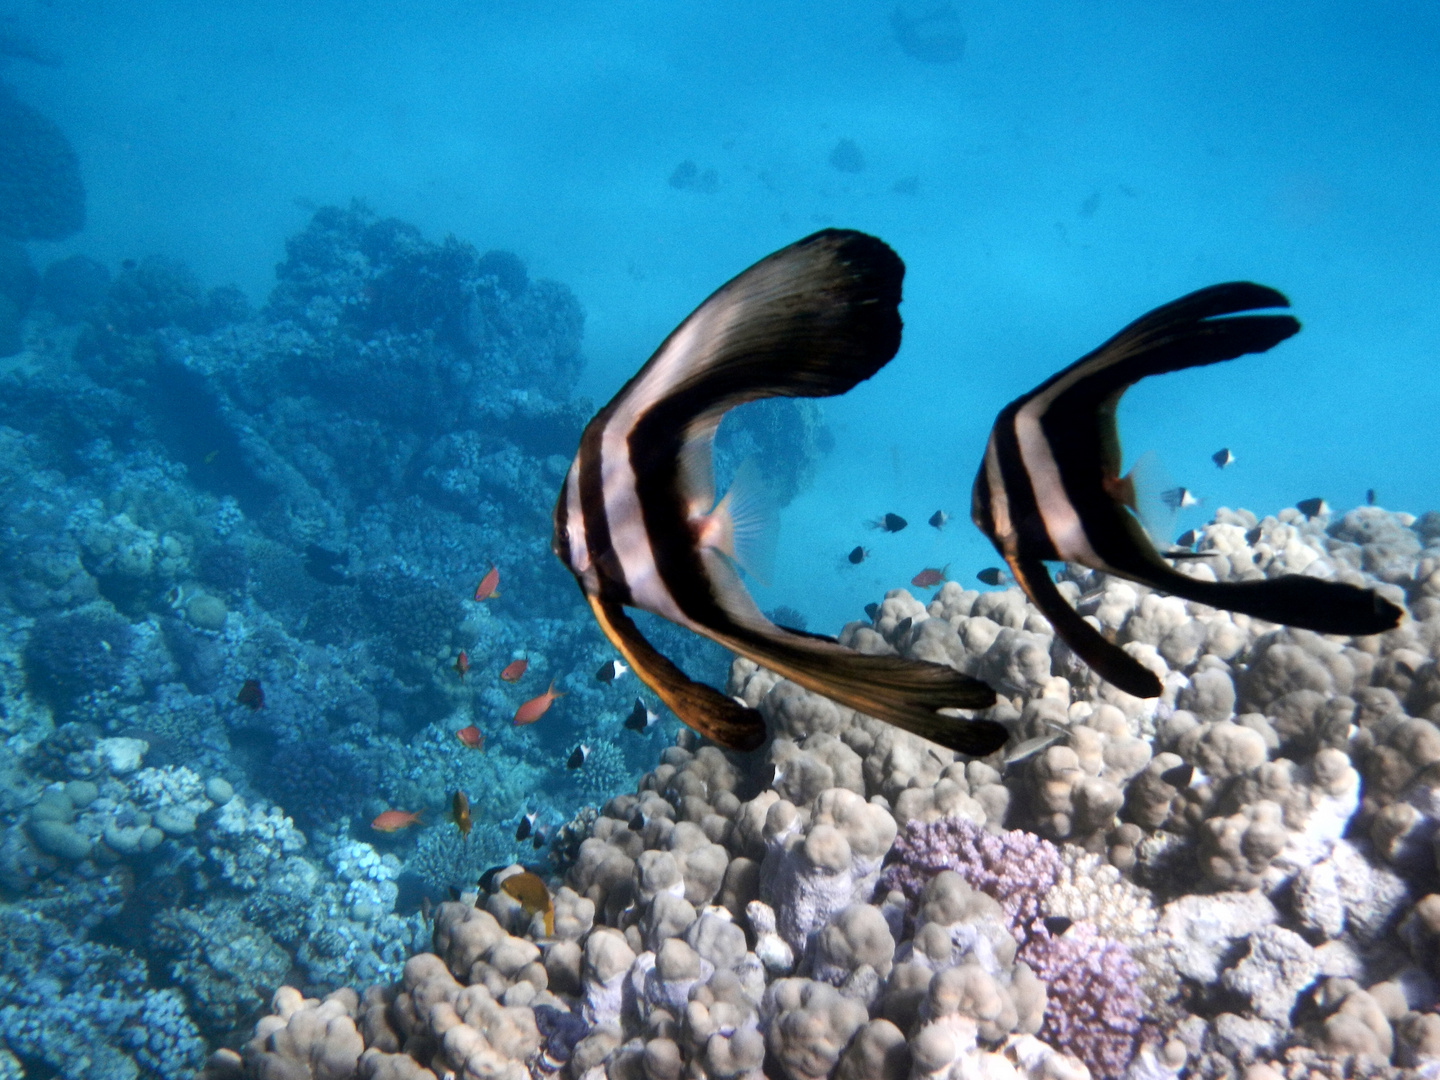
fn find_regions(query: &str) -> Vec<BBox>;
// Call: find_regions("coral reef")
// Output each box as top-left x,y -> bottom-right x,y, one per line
0,84 -> 84,241
3,200 -> 1439,1079
216,497 -> 1440,1080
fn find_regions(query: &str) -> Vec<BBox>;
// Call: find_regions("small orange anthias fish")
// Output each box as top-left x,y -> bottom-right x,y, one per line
236,679 -> 264,711
514,681 -> 564,726
451,791 -> 471,838
499,658 -> 528,682
473,566 -> 500,602
453,650 -> 469,681
455,725 -> 485,750
911,565 -> 948,589
371,809 -> 422,833
500,870 -> 554,936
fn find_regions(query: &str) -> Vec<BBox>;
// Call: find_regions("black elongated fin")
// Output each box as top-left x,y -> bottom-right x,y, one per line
587,596 -> 766,752
1047,283 -> 1300,405
699,624 -> 1006,756
693,549 -> 1006,755
1118,562 -> 1403,637
1008,555 -> 1163,699
636,229 -> 903,416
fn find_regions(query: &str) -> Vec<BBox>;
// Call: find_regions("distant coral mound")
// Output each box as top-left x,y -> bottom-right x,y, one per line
891,1 -> 967,63
0,85 -> 84,240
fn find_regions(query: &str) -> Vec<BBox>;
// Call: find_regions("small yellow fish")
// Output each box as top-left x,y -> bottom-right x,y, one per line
500,870 -> 553,936
451,791 -> 471,838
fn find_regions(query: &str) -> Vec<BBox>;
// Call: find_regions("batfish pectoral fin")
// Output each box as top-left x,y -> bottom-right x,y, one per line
1006,555 -> 1164,699
586,595 -> 767,752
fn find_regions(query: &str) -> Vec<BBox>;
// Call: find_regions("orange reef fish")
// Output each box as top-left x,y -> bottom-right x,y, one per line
371,809 -> 422,833
451,792 -> 471,838
236,679 -> 264,711
455,725 -> 485,750
500,870 -> 554,936
550,230 -> 1002,756
473,566 -> 500,601
911,566 -> 948,589
499,658 -> 528,682
453,650 -> 469,680
514,681 -> 563,725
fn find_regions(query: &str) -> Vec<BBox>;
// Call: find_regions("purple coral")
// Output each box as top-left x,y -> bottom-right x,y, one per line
1020,921 -> 1148,1080
879,816 -> 1063,929
880,817 -> 1147,1079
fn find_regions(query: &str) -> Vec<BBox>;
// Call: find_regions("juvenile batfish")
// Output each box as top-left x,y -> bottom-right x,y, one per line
972,282 -> 1403,699
552,230 -> 1003,756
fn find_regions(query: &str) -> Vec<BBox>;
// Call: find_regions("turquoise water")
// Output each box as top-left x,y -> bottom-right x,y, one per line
2,4 -> 1439,1077
12,1 -> 1437,633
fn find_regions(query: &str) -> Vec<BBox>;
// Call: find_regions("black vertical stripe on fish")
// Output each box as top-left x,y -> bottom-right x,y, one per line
974,282 -> 1403,697
554,229 -> 1005,757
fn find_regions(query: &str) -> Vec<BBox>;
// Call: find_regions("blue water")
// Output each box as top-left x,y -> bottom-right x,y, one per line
12,0 -> 1438,634
2,1 -> 1438,1073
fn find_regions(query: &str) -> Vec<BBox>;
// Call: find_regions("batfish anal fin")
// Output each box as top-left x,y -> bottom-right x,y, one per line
691,552 -> 1005,756
1007,554 -> 1163,699
1118,561 -> 1405,638
586,595 -> 767,752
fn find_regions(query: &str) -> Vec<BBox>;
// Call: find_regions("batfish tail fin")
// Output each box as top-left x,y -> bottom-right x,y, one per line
1008,555 -> 1164,699
587,596 -> 767,752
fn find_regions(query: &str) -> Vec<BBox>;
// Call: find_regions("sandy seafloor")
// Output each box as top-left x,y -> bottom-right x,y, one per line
0,197 -> 1437,1080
